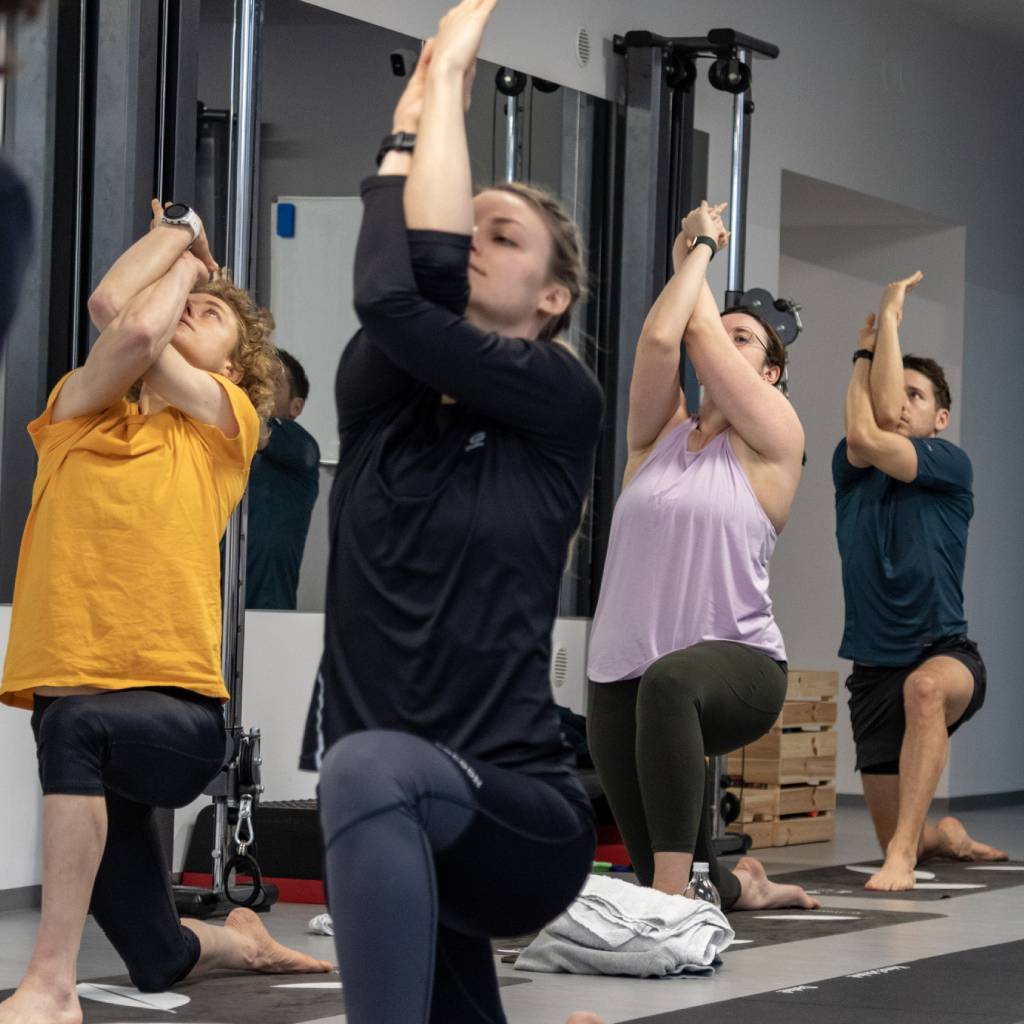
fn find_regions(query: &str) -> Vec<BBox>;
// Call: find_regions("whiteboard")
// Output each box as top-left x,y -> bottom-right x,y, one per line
270,196 -> 363,463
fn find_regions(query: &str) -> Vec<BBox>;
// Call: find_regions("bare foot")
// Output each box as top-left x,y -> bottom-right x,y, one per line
865,850 -> 917,892
932,816 -> 1009,863
566,1015 -> 606,1024
0,978 -> 82,1024
224,908 -> 334,974
731,857 -> 820,910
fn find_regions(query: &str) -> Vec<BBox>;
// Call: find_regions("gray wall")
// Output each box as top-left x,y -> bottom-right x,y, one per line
775,176 -> 967,796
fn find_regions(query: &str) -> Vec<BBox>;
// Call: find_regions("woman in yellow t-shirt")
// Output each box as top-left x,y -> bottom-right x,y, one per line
0,202 -> 331,1021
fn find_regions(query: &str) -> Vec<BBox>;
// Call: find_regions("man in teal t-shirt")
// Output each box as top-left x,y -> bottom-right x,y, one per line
246,349 -> 320,609
834,271 -> 1004,893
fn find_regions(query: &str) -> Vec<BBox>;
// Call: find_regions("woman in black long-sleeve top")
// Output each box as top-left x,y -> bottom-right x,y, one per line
299,4 -> 605,1022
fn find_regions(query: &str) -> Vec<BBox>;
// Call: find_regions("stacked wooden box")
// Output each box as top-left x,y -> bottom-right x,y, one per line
726,669 -> 838,848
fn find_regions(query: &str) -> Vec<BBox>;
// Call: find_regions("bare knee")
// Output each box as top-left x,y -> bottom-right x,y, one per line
903,672 -> 944,721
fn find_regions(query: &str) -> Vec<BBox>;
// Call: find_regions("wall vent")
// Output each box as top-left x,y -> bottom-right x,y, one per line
575,27 -> 591,67
552,645 -> 570,688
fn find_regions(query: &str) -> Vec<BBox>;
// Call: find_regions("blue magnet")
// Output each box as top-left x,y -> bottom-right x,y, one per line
276,202 -> 296,238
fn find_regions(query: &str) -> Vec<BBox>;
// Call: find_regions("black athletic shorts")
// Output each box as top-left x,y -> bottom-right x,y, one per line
846,635 -> 986,775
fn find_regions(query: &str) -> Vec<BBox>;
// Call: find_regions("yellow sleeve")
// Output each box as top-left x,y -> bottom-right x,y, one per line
187,373 -> 260,472
27,371 -> 124,456
26,373 -> 128,501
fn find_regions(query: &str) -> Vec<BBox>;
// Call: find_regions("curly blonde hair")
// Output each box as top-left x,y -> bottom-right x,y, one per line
198,271 -> 278,448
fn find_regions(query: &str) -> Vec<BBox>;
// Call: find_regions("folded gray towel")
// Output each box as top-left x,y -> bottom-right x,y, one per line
515,875 -> 733,978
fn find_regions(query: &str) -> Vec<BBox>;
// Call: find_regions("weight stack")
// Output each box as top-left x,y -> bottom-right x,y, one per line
181,798 -> 325,904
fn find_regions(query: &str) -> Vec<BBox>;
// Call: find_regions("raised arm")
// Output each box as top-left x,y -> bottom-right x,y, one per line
87,201 -> 219,331
844,313 -> 917,481
142,343 -> 240,436
626,203 -> 727,458
402,1 -> 492,233
870,270 -> 922,429
52,253 -> 208,423
683,281 -> 803,465
335,39 -> 471,432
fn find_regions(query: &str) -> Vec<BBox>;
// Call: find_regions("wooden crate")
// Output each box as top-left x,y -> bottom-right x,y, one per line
786,669 -> 839,701
772,700 -> 838,730
728,812 -> 834,849
728,670 -> 839,786
725,670 -> 839,845
727,784 -> 836,824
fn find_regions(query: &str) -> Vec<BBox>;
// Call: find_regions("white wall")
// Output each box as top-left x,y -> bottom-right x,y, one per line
0,606 -> 44,889
171,611 -> 323,871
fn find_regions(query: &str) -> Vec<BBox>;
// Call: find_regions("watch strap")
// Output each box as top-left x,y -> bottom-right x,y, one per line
160,205 -> 201,246
376,131 -> 417,167
691,235 -> 718,260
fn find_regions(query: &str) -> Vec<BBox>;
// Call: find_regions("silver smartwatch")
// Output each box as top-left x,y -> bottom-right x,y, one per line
160,203 -> 202,247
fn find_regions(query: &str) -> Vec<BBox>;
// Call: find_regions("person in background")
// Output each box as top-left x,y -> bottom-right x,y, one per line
586,200 -> 818,913
834,271 -> 1004,891
246,348 -> 320,610
0,0 -> 42,356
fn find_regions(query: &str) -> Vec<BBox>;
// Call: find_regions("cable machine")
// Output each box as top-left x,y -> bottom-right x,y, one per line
172,0 -> 276,919
612,28 -> 802,854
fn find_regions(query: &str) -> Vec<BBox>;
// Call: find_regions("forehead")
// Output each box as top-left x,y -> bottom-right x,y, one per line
189,292 -> 232,315
720,311 -> 765,337
472,189 -> 547,236
903,368 -> 935,395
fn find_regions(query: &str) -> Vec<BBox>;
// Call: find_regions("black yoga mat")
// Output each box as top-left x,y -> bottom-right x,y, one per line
621,938 -> 1024,1023
772,858 -> 1024,901
725,905 -> 943,949
494,906 -> 942,963
0,972 -> 530,1023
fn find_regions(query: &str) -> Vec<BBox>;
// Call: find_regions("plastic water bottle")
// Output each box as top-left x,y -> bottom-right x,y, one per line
683,862 -> 721,907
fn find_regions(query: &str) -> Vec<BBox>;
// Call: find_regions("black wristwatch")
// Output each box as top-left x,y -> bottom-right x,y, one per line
690,234 -> 718,260
376,131 -> 417,167
852,348 -> 875,364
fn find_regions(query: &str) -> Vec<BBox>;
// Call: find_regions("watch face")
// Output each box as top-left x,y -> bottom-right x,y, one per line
163,203 -> 190,220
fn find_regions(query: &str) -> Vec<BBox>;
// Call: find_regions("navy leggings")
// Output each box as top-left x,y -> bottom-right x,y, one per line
31,687 -> 226,991
318,730 -> 596,1024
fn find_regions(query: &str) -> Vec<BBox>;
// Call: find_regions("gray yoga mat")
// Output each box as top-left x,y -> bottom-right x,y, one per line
771,858 -> 1024,900
620,938 -> 1024,1023
0,971 -> 531,1023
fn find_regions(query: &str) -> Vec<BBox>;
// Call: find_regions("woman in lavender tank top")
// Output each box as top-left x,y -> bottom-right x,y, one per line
586,201 -> 818,911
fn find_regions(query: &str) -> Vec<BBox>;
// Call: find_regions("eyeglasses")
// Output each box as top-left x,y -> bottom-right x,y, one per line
730,330 -> 769,354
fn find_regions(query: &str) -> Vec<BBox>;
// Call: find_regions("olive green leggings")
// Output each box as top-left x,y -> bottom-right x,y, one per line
588,641 -> 787,909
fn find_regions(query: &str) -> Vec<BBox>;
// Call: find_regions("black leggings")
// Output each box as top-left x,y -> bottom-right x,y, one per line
31,687 -> 226,991
318,729 -> 595,1024
588,641 -> 787,909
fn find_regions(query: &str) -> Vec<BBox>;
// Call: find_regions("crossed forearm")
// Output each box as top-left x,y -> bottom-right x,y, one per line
404,62 -> 472,234
89,225 -> 195,331
870,309 -> 905,429
846,358 -> 881,444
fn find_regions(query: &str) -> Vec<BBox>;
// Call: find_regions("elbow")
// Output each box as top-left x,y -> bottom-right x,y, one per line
682,313 -> 718,346
875,407 -> 902,432
846,427 -> 874,461
353,282 -> 395,324
354,280 -> 420,332
638,329 -> 682,355
113,310 -> 164,363
87,288 -> 120,330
